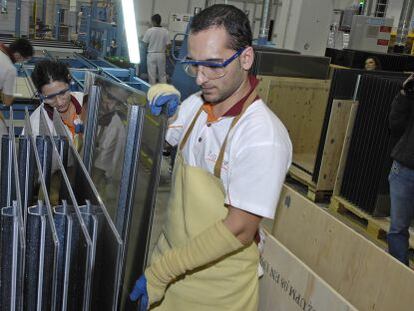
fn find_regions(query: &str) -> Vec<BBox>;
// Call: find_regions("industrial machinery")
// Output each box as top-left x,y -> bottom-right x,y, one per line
348,15 -> 394,53
0,0 -> 31,36
76,1 -> 125,58
275,0 -> 333,56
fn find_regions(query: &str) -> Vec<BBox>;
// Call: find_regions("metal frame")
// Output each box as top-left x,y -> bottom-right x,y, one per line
15,0 -> 21,37
39,109 -> 94,310
52,108 -> 124,309
0,109 -> 26,310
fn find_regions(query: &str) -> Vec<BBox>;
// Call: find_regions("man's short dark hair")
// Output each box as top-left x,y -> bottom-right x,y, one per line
152,14 -> 162,26
31,60 -> 71,91
190,4 -> 252,51
9,38 -> 34,58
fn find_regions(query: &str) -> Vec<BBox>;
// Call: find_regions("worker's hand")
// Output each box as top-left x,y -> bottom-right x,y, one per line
147,83 -> 181,117
130,275 -> 149,311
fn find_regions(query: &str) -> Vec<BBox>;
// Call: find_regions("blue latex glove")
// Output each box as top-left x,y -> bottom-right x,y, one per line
130,275 -> 149,311
149,94 -> 180,117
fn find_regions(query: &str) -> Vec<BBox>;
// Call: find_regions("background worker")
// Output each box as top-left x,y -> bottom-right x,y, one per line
143,14 -> 170,85
387,73 -> 414,265
30,60 -> 85,147
131,4 -> 292,310
364,56 -> 382,71
0,38 -> 33,106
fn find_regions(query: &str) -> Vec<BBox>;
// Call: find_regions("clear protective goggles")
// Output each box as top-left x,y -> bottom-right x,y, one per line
180,47 -> 246,80
39,87 -> 70,104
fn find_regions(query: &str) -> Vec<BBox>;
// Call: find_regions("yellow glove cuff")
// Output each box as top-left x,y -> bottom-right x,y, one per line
145,220 -> 243,305
147,83 -> 181,102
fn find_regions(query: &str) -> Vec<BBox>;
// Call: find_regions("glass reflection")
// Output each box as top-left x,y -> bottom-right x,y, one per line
91,80 -> 129,220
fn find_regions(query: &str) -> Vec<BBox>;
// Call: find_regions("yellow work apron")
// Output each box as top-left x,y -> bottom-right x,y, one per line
150,91 -> 259,311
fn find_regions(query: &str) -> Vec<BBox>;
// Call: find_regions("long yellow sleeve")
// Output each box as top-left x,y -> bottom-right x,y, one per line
145,220 -> 243,305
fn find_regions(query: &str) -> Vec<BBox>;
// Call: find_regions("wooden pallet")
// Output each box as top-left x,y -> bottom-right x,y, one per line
287,167 -> 332,203
330,195 -> 414,251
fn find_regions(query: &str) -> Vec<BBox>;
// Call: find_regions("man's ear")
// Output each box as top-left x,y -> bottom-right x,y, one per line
240,46 -> 254,71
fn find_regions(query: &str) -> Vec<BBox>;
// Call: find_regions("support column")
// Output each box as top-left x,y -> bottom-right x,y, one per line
15,0 -> 22,37
394,0 -> 414,53
257,0 -> 272,45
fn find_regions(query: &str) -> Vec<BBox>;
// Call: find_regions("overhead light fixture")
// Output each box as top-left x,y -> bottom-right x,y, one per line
121,0 -> 140,64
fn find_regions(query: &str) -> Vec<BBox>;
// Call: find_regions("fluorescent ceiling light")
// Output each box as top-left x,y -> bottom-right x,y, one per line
121,0 -> 140,64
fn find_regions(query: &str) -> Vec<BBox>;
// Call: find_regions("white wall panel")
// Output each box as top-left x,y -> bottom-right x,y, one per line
275,0 -> 332,55
332,0 -> 355,10
187,0 -> 207,15
153,0 -> 188,24
135,0 -> 157,37
386,0 -> 403,28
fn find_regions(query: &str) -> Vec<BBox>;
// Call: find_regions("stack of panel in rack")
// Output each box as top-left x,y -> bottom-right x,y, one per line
0,107 -> 123,311
313,68 -> 409,186
0,72 -> 167,310
339,74 -> 403,215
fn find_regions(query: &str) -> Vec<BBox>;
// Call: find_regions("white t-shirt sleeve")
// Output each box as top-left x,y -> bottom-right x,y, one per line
165,105 -> 186,147
225,142 -> 291,219
165,94 -> 202,147
2,68 -> 16,96
143,29 -> 150,44
94,116 -> 126,179
164,30 -> 170,46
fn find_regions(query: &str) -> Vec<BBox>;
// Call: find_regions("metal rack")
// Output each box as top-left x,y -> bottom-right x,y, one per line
0,74 -> 166,310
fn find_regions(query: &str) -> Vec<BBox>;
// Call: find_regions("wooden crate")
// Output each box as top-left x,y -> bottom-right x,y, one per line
260,76 -> 330,174
258,75 -> 358,201
330,195 -> 414,251
259,230 -> 356,311
271,184 -> 414,311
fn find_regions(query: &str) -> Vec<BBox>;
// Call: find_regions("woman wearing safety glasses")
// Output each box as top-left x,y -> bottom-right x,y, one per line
29,60 -> 85,149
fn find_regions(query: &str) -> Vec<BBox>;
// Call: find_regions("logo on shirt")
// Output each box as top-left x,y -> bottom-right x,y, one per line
206,151 -> 228,171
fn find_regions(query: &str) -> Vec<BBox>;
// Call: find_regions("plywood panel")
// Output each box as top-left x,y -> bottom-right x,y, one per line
316,100 -> 358,191
272,184 -> 414,311
259,230 -> 356,311
259,76 -> 330,174
257,76 -> 273,102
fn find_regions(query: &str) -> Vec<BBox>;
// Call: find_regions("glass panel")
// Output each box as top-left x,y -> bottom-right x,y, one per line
23,111 -> 60,310
0,109 -> 25,310
80,72 -> 167,309
52,108 -> 123,310
24,203 -> 57,310
0,202 -> 24,310
39,109 -> 94,311
120,108 -> 166,310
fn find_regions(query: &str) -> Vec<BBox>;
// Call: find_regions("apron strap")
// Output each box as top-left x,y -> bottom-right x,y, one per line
213,90 -> 258,179
179,106 -> 203,151
179,89 -> 258,178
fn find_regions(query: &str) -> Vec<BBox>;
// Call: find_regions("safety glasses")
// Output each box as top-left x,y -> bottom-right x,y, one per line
39,88 -> 70,104
181,47 -> 246,80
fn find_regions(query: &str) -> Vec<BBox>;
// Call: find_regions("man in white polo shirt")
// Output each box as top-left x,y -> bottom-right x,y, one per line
0,38 -> 33,106
131,4 -> 292,311
143,14 -> 170,85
